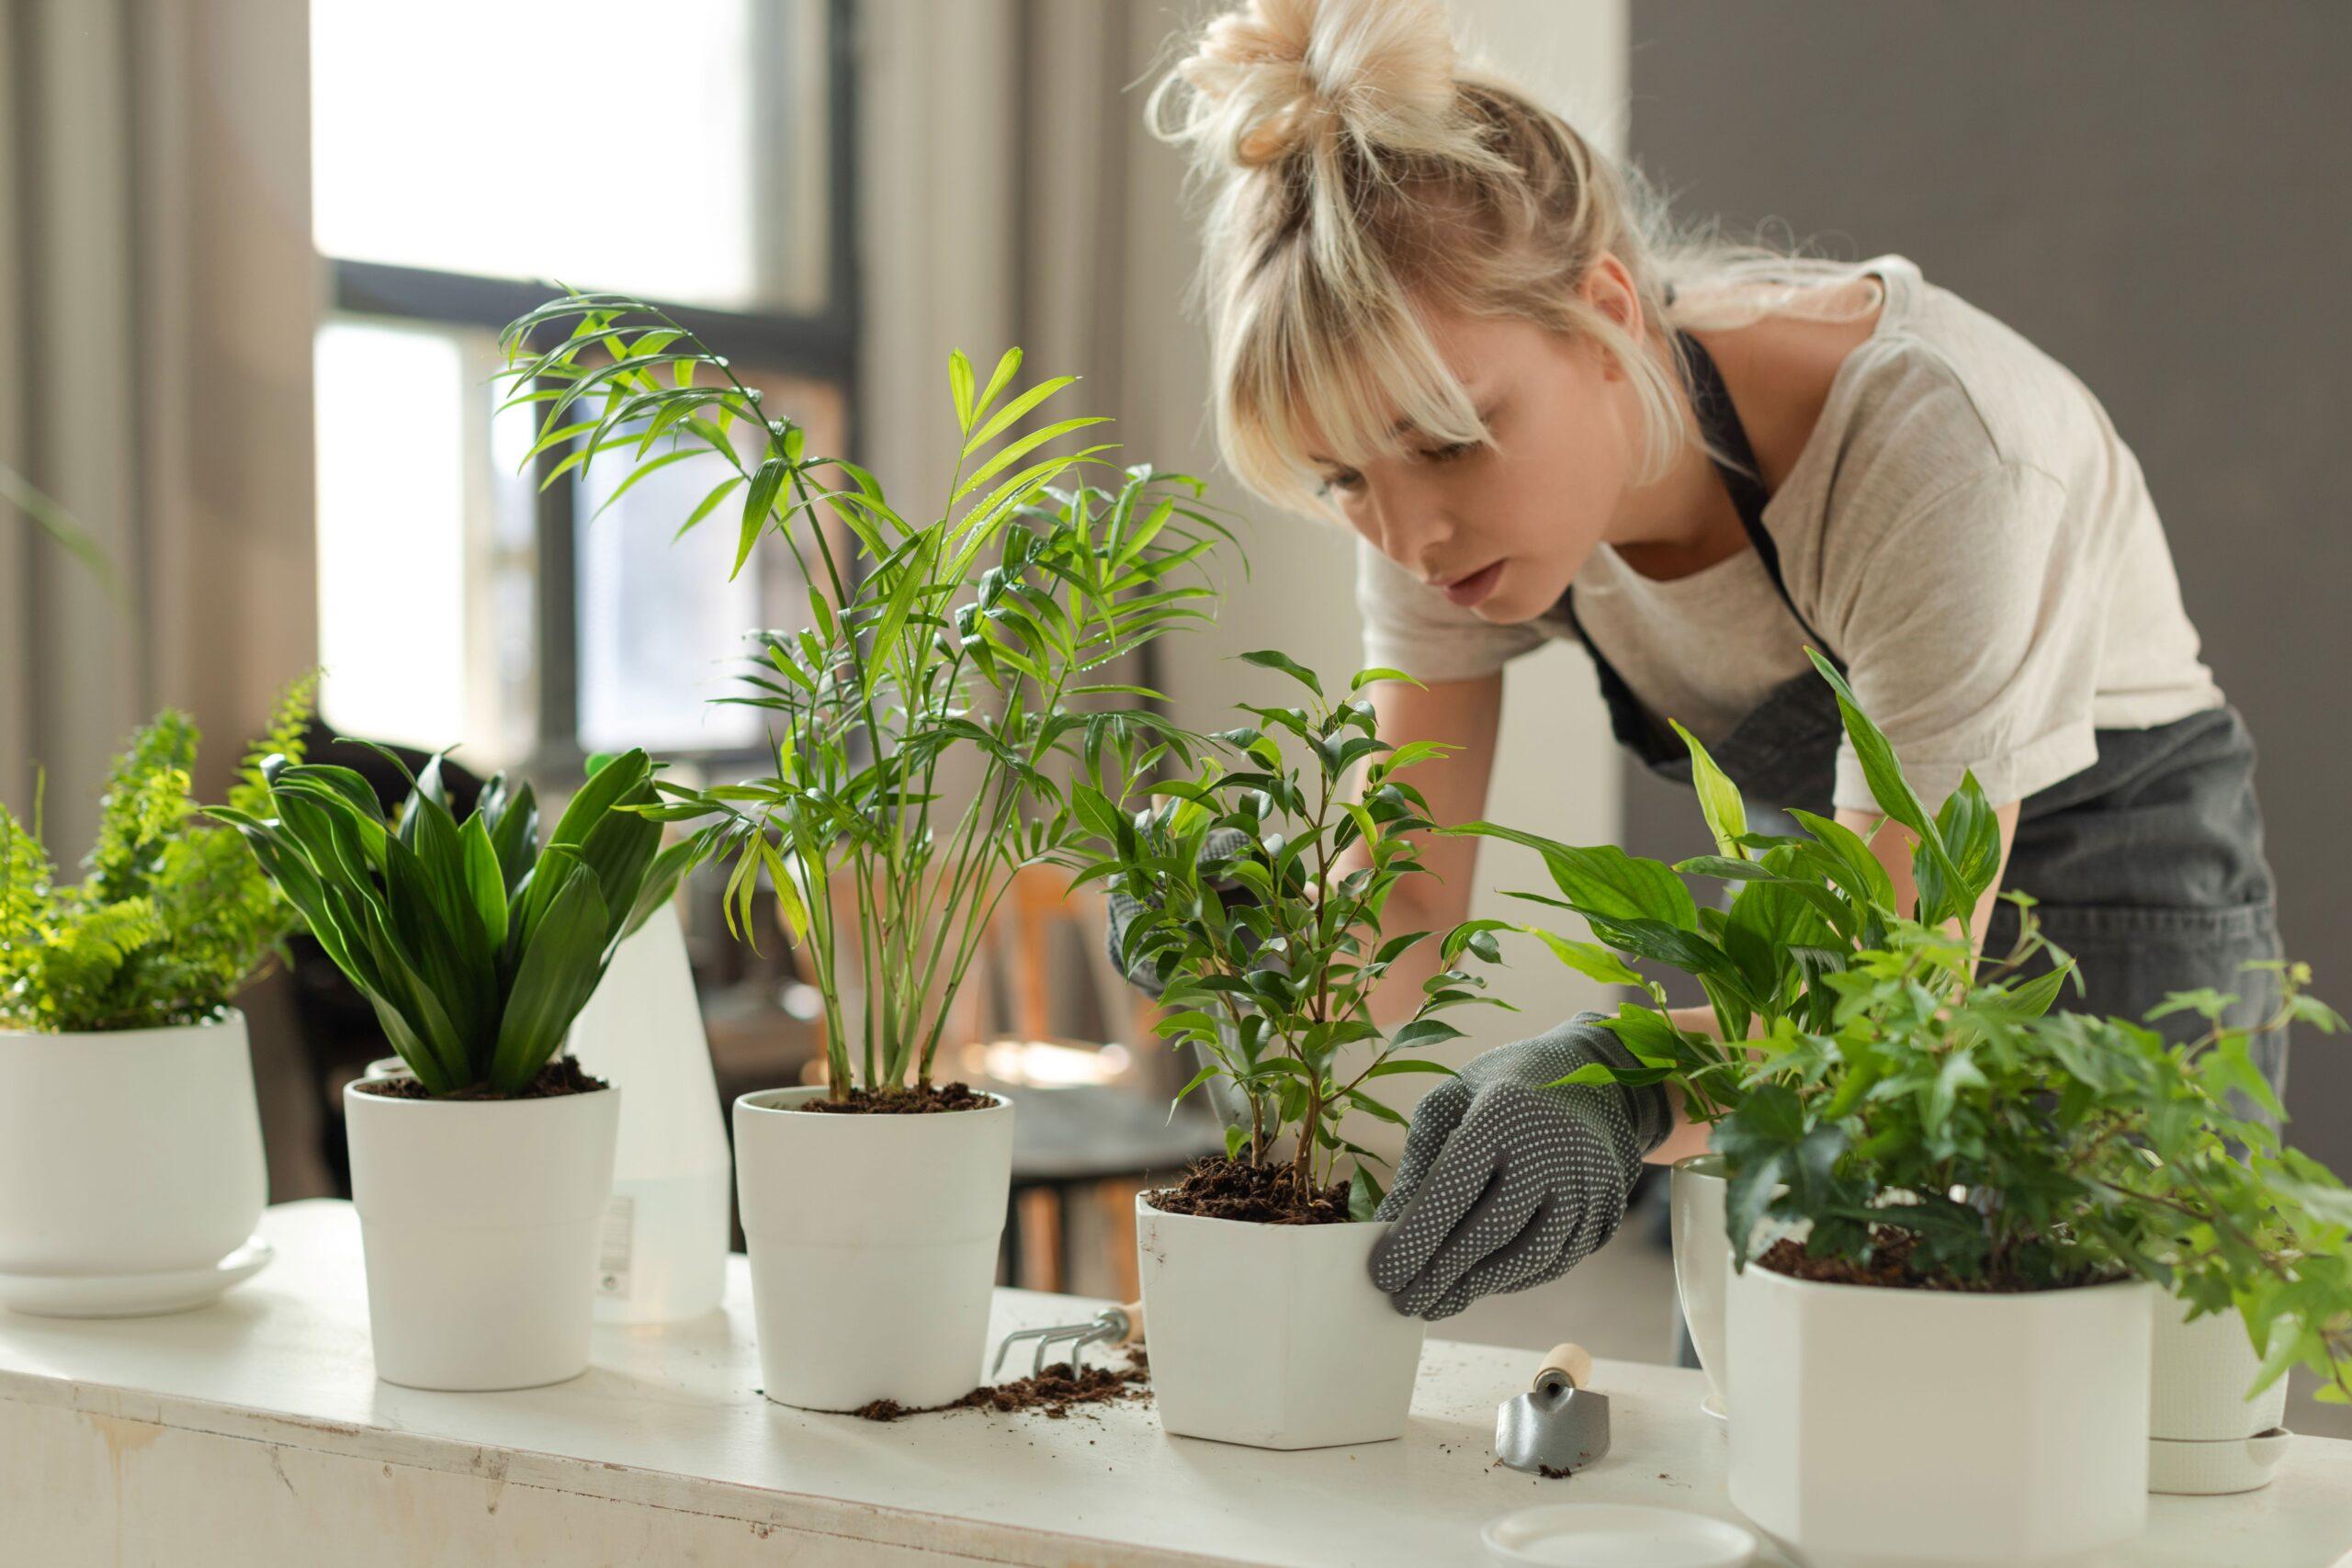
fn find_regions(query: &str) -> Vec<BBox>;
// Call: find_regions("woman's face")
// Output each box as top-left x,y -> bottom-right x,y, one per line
1306,305 -> 1638,626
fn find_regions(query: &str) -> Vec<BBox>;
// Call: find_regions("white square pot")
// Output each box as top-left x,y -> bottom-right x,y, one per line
734,1086 -> 1014,1412
1727,1261 -> 2153,1567
1135,1191 -> 1425,1450
345,1078 -> 619,1391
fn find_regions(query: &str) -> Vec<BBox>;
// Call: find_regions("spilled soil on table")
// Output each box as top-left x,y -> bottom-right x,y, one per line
852,1346 -> 1152,1423
1144,1156 -> 1350,1224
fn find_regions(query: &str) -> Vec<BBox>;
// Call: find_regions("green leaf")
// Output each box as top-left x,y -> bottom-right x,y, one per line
735,457 -> 790,580
1350,1164 -> 1387,1222
1671,718 -> 1748,860
1238,649 -> 1323,698
1524,929 -> 1645,988
1804,649 -> 1963,921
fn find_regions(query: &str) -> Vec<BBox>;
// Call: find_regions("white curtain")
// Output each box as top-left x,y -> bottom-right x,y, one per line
0,0 -> 317,853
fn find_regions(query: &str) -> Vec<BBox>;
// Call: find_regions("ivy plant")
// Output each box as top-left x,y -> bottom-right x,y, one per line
1478,649 -> 2349,1404
0,680 -> 314,1032
1078,658 -> 1506,1217
497,293 -> 1230,1100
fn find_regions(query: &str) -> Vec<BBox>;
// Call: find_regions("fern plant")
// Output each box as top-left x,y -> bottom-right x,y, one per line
0,680 -> 315,1032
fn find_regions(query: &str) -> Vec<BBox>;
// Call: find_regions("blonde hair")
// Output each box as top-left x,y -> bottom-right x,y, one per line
1148,0 -> 1880,514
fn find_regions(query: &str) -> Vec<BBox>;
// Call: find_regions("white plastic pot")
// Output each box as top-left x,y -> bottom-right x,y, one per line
1670,1154 -> 1730,1412
1727,1263 -> 2153,1567
0,1012 -> 266,1309
344,1077 -> 619,1391
2147,1299 -> 2293,1495
734,1085 -> 1014,1411
1135,1191 -> 1426,1450
564,905 -> 732,1324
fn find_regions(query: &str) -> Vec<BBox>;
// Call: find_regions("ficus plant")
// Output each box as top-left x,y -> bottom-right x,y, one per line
1479,650 -> 2350,1404
217,749 -> 698,1098
1079,657 -> 1507,1219
0,680 -> 315,1032
497,293 -> 1231,1102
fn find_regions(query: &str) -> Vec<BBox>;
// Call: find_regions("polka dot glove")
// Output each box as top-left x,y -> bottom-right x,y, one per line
1368,1012 -> 1672,1320
1102,827 -> 1255,1000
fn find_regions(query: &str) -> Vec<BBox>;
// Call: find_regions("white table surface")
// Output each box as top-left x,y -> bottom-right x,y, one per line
1,1200 -> 2346,1567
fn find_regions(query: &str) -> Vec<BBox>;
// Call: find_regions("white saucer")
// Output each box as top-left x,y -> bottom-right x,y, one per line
1700,1393 -> 1728,1423
0,1235 -> 274,1318
1483,1503 -> 1757,1567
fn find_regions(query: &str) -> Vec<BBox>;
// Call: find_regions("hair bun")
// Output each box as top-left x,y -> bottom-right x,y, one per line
1156,0 -> 1466,171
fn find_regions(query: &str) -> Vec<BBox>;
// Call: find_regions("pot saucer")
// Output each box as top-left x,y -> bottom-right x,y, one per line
1482,1503 -> 1757,1566
1700,1393 -> 1727,1423
0,1235 -> 274,1318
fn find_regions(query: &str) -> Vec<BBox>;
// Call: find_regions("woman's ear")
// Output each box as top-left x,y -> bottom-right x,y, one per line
1579,253 -> 1644,378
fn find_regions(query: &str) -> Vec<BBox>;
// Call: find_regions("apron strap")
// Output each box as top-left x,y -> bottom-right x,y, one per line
1672,333 -> 1832,652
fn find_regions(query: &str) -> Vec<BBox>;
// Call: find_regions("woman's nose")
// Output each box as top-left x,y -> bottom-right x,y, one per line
1364,480 -> 1454,580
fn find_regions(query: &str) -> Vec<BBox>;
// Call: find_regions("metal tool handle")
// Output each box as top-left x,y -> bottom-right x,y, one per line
1536,1342 -> 1592,1393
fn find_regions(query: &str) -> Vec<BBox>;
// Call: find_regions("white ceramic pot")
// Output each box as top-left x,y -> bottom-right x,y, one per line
0,1012 -> 266,1303
1670,1154 -> 1730,1411
1135,1191 -> 1426,1450
344,1077 -> 619,1391
1727,1263 -> 2154,1567
2147,1299 -> 2293,1495
734,1085 -> 1014,1411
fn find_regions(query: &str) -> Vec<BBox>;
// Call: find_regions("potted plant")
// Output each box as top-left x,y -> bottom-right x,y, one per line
497,294 -> 1231,1411
0,685 -> 311,1316
1484,653 -> 2351,1564
219,748 -> 695,1390
1080,657 -> 1503,1449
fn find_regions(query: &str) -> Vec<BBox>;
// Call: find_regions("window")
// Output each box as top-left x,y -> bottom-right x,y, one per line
309,0 -> 856,773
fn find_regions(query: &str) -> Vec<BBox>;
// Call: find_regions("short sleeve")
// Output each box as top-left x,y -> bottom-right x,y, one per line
1353,536 -> 1548,682
1822,462 -> 2098,810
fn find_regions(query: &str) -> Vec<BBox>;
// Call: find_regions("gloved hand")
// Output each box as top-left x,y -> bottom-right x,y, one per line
1369,1012 -> 1671,1319
1102,826 -> 1255,999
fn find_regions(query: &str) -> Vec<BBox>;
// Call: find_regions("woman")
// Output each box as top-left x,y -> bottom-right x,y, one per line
1144,0 -> 2283,1322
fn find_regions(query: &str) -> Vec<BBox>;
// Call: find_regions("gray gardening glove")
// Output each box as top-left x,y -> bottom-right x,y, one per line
1369,1012 -> 1671,1320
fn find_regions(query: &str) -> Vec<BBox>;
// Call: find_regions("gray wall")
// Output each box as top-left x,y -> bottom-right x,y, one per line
1623,0 -> 2350,1168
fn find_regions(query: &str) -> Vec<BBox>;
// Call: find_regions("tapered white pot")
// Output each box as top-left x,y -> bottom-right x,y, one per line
1135,1192 -> 1426,1450
344,1078 -> 619,1391
1669,1154 -> 1730,1410
734,1086 -> 1014,1411
0,1012 -> 266,1311
1728,1264 -> 2153,1567
2147,1300 -> 2293,1494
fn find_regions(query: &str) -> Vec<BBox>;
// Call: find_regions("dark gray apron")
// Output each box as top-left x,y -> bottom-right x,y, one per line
1554,333 -> 2286,1099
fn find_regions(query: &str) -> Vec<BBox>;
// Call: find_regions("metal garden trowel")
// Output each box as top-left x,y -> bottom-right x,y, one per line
1495,1342 -> 1612,1475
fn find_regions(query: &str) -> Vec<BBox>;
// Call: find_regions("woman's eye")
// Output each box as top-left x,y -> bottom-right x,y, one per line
1319,469 -> 1364,495
1420,440 -> 1479,464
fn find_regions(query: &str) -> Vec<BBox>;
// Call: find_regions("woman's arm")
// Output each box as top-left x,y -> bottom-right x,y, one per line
1355,672 -> 1504,1025
1644,798 -> 2024,1165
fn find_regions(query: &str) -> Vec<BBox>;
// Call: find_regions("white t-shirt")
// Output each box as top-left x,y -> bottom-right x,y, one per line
1355,254 -> 2223,810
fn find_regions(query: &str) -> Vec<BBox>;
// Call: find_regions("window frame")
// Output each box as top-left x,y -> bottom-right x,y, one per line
317,0 -> 862,783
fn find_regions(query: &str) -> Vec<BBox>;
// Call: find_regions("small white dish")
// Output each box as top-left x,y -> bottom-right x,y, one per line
0,1235 -> 274,1318
1483,1503 -> 1758,1567
1699,1393 -> 1727,1423
2148,1427 -> 2293,1495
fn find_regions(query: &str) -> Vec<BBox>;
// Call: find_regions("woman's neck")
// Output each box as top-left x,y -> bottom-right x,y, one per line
1604,281 -> 1885,583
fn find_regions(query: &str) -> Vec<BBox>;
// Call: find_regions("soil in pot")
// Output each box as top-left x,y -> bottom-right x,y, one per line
1757,1227 -> 2114,1293
1146,1156 -> 1349,1224
355,1057 -> 609,1100
794,1079 -> 991,1115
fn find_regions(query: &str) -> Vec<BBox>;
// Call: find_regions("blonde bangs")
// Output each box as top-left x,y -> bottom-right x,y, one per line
1218,252 -> 1487,516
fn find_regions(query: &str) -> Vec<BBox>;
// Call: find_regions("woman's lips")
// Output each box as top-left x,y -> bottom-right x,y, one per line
1442,560 -> 1504,608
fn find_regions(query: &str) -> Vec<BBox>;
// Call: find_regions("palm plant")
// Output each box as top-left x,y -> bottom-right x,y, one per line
217,750 -> 696,1097
496,293 -> 1231,1101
